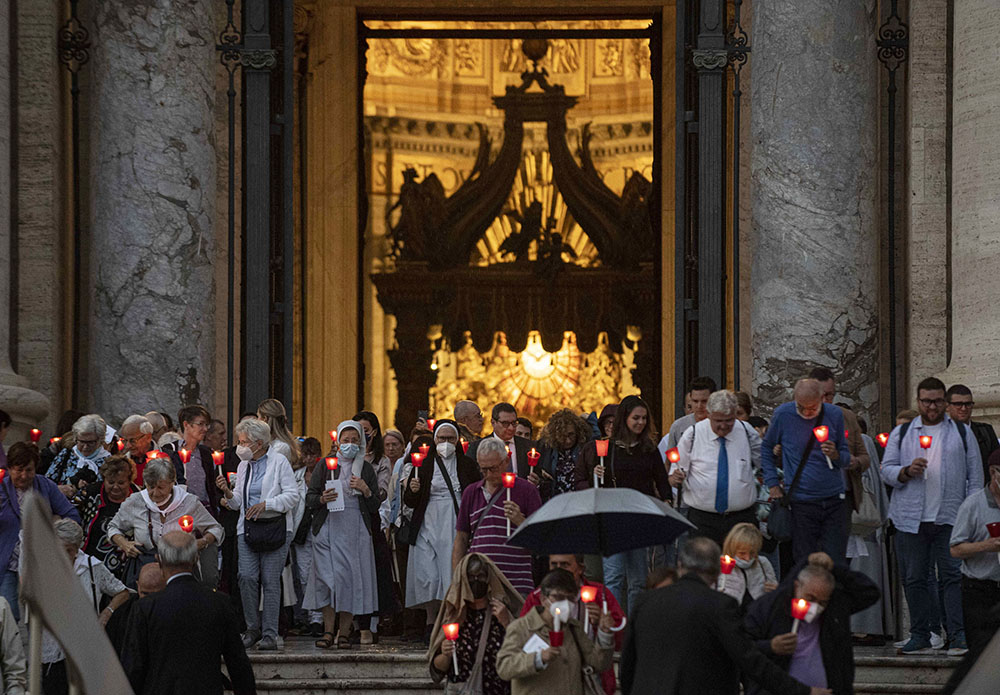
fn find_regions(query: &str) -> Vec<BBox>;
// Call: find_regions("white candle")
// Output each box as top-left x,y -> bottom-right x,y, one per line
506,487 -> 511,536
791,618 -> 800,634
599,455 -> 604,485
553,606 -> 562,632
582,603 -> 589,634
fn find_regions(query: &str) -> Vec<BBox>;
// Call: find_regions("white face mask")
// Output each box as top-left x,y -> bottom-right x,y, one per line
235,445 -> 254,462
803,602 -> 824,623
734,557 -> 755,570
436,442 -> 456,459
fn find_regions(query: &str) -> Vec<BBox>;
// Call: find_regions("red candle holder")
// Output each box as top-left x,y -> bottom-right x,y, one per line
326,456 -> 338,471
527,448 -> 540,468
211,450 -> 224,469
505,445 -> 511,459
412,452 -> 424,468
594,439 -> 610,458
146,450 -> 162,462
550,630 -> 564,647
178,515 -> 194,533
580,586 -> 598,603
844,430 -> 850,439
427,418 -> 437,430
791,598 -> 810,621
720,555 -> 736,575
502,472 -> 516,489
418,443 -> 430,457
0,469 -> 5,484
666,447 -> 681,464
919,435 -> 933,450
29,428 -> 42,443
876,432 -> 889,447
986,522 -> 1000,538
443,622 -> 459,641
329,430 -> 338,443
179,448 -> 191,464
53,437 -> 63,446
460,438 -> 469,454
812,426 -> 829,443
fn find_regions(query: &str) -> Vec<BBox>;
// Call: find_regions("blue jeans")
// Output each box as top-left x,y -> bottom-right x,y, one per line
238,531 -> 293,639
603,548 -> 647,616
790,495 -> 849,566
0,570 -> 18,622
895,523 -> 964,642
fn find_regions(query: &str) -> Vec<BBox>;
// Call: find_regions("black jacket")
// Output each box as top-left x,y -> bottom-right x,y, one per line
401,452 -> 480,539
469,434 -> 534,477
970,421 -> 999,486
121,574 -> 255,695
306,458 -> 381,536
743,560 -> 880,695
167,443 -> 222,518
621,573 -> 811,695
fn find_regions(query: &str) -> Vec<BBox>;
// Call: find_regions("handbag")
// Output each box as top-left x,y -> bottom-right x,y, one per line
121,511 -> 159,589
569,623 -> 607,695
443,609 -> 492,695
243,464 -> 287,552
767,407 -> 824,543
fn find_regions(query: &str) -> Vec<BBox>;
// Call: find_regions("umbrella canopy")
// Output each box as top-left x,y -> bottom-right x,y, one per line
507,487 -> 696,557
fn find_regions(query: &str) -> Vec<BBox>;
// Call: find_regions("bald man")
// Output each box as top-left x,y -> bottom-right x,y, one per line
106,565 -> 166,656
762,379 -> 852,566
454,400 -> 484,442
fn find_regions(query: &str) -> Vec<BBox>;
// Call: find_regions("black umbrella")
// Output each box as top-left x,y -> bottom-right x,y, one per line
507,487 -> 695,557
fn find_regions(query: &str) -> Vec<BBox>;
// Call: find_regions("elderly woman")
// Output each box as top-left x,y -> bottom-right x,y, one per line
78,455 -> 141,579
46,414 -> 111,498
428,553 -> 522,695
304,420 -> 380,649
404,419 -> 480,638
108,458 -> 222,590
40,519 -> 130,695
0,443 -> 80,620
536,410 -> 593,500
215,417 -> 299,651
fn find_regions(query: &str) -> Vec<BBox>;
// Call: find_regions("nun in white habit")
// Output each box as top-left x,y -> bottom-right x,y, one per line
304,420 -> 380,648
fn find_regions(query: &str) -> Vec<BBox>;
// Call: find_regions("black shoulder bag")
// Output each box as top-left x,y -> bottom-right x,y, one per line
243,462 -> 287,552
121,510 -> 159,590
767,407 -> 823,543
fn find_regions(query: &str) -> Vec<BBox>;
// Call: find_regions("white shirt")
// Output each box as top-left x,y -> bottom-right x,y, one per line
921,422 -> 946,522
494,433 -> 517,473
671,419 -> 759,513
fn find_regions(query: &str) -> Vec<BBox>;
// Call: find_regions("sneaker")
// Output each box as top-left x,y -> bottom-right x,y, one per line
899,636 -> 933,654
894,631 -> 944,649
241,629 -> 261,650
258,636 -> 278,651
946,637 -> 968,657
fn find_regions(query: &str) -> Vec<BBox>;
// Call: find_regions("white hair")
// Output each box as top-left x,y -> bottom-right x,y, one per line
54,519 -> 84,549
234,418 -> 271,445
72,414 -> 108,440
707,390 -> 739,416
158,532 -> 198,569
143,459 -> 176,487
476,436 -> 508,463
121,415 -> 153,435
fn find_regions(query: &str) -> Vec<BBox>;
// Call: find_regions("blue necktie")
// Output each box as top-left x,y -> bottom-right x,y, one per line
715,436 -> 729,514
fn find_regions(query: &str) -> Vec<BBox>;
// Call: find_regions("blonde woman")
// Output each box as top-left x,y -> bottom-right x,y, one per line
719,522 -> 777,609
257,398 -> 301,467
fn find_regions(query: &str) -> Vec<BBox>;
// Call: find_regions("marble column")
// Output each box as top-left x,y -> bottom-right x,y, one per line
937,0 -> 1000,422
89,0 -> 216,423
0,0 -> 50,440
750,0 -> 879,417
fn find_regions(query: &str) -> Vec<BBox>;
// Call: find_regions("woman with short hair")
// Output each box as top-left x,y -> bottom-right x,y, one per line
215,416 -> 300,651
79,455 -> 141,579
46,414 -> 111,498
108,458 -> 222,589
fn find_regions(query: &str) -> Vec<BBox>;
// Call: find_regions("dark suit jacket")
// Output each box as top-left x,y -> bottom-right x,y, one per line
401,452 -> 480,538
743,560 -> 879,695
121,574 -> 255,695
621,573 -> 811,695
468,433 -> 533,477
971,421 -> 999,486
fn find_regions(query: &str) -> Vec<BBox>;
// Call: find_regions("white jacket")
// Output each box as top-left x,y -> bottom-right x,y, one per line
0,598 -> 25,695
228,449 -> 301,535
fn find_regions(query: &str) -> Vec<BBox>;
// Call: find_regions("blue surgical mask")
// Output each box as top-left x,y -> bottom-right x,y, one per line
339,443 -> 360,460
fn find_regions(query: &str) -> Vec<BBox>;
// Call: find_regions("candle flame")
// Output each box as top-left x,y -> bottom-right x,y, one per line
580,586 -> 598,603
920,435 -> 933,449
813,426 -> 829,443
179,515 -> 194,533
666,447 -> 680,464
720,555 -> 736,574
502,472 -> 516,488
326,456 -> 338,470
329,430 -> 338,442
877,432 -> 889,447
443,622 -> 459,640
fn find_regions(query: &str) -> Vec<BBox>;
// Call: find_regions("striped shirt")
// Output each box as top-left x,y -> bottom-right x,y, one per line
456,478 -> 542,595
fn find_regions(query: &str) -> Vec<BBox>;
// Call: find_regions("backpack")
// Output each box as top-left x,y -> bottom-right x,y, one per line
896,419 -> 968,454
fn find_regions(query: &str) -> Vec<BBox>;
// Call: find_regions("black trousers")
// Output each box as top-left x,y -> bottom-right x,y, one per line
686,506 -> 758,549
961,576 -> 1000,656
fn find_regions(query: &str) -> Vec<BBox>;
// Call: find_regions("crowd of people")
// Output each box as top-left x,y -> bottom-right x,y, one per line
0,365 -> 998,694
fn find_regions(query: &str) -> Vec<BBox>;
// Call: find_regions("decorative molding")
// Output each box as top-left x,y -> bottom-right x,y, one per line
240,49 -> 278,70
57,16 -> 91,73
691,48 -> 729,71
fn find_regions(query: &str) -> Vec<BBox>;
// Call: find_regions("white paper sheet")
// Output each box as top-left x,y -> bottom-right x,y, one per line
326,478 -> 345,512
522,633 -> 549,654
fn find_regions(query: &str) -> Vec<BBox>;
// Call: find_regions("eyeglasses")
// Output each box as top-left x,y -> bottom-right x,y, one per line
918,398 -> 946,407
76,438 -> 99,446
479,464 -> 503,474
494,419 -> 517,429
120,436 -> 147,445
188,420 -> 209,429
948,401 -> 975,409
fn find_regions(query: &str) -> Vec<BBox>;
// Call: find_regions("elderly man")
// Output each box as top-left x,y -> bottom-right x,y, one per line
946,384 -> 998,486
204,419 -> 227,452
107,564 -> 166,655
120,415 -> 156,485
881,377 -> 982,655
659,376 -> 717,459
763,379 -> 851,566
122,532 -> 255,695
452,437 -> 542,594
454,400 -> 484,443
621,537 -> 827,695
744,553 -> 879,695
669,390 -> 762,547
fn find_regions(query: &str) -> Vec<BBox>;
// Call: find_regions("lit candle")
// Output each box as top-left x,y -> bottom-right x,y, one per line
919,435 -> 932,479
178,515 -> 194,533
419,442 -> 430,457
505,444 -> 511,459
877,432 -> 889,447
427,418 -> 437,430
179,448 -> 191,464
790,598 -> 810,634
813,426 -> 833,469
580,585 -> 598,634
503,472 -> 516,536
527,448 -> 540,469
29,428 -> 41,443
211,450 -> 224,473
412,452 -> 424,468
146,450 -> 161,462
53,437 -> 63,446
460,438 -> 469,455
666,447 -> 680,464
594,439 -> 610,487
443,622 -> 460,673
719,554 -> 736,590
329,429 -> 337,444
0,469 -> 5,485
551,605 -> 564,647
326,456 -> 338,480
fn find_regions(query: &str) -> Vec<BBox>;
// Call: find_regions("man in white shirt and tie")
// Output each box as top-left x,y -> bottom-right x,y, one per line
668,390 -> 762,547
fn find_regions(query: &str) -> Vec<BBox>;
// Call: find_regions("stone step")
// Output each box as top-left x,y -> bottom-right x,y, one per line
854,654 -> 956,685
248,651 -> 427,680
854,686 -> 945,694
251,678 -> 439,695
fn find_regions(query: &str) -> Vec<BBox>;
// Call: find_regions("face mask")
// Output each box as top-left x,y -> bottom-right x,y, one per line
437,442 -> 456,458
364,430 -> 373,444
734,557 -> 755,570
235,445 -> 253,461
339,443 -> 360,460
548,599 -> 576,622
803,602 -> 824,624
469,579 -> 489,599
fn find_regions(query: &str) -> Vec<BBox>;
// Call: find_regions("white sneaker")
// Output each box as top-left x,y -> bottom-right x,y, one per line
894,632 -> 945,650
